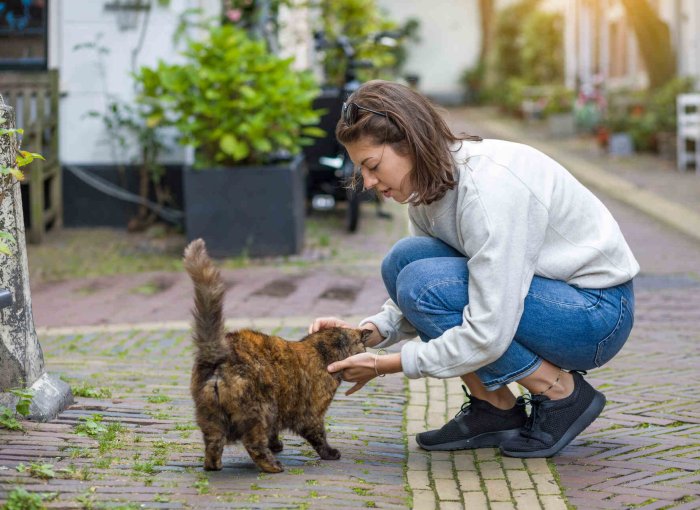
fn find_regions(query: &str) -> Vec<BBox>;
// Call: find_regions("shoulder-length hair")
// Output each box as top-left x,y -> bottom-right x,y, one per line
335,80 -> 481,205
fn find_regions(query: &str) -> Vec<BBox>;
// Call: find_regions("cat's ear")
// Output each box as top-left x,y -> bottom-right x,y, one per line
360,329 -> 373,345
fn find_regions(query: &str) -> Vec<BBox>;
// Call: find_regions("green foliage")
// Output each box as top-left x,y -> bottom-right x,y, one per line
317,0 -> 413,86
146,393 -> 172,404
70,381 -> 112,399
520,10 -> 564,85
482,0 -> 565,113
1,487 -> 51,510
541,86 -> 575,116
74,414 -> 108,438
0,406 -> 23,431
16,462 -> 56,480
0,115 -> 44,255
0,388 -> 34,431
137,23 -> 322,167
74,414 -> 126,454
460,61 -> 487,105
603,77 -> 696,152
491,0 -> 540,81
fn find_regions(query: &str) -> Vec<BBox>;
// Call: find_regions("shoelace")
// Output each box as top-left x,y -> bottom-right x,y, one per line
455,384 -> 473,419
515,394 -> 548,436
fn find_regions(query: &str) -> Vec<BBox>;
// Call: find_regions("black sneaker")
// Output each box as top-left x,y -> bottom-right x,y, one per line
416,386 -> 526,451
500,371 -> 606,458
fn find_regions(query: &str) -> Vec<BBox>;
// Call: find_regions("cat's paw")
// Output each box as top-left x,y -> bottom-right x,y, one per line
320,447 -> 341,460
259,460 -> 284,473
269,438 -> 284,453
204,458 -> 223,471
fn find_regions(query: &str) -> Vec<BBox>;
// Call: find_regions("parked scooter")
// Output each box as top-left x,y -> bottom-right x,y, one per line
304,31 -> 399,232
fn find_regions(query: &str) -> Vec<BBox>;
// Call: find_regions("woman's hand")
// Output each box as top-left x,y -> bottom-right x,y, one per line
309,317 -> 386,348
308,316 -> 353,334
328,352 -> 402,395
328,352 -> 378,395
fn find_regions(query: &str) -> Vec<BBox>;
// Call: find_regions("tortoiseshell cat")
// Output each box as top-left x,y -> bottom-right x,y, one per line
183,239 -> 369,473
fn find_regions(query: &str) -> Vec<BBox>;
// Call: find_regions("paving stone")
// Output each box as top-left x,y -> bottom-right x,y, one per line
513,489 -> 543,510
456,469 -> 482,492
479,461 -> 506,479
531,474 -> 561,496
506,469 -> 534,490
430,460 -> 453,479
453,453 -> 477,472
485,478 -> 512,502
434,477 -> 461,501
411,489 -> 436,510
462,490 -> 490,510
406,470 -> 430,490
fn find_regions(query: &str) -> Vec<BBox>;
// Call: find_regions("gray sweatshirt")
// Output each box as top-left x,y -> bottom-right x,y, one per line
360,139 -> 640,379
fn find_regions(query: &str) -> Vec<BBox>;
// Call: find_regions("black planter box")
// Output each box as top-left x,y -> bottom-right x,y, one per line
183,156 -> 306,258
61,165 -> 184,227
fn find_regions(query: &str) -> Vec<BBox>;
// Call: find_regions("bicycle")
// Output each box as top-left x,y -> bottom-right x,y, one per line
304,31 -> 399,232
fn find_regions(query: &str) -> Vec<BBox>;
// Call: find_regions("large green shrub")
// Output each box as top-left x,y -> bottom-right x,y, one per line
520,10 -> 564,85
136,24 -> 323,167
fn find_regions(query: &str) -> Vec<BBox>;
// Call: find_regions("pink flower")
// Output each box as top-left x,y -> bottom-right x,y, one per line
226,9 -> 242,22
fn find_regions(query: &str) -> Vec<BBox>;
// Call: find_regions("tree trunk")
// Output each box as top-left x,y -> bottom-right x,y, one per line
0,99 -> 72,421
621,0 -> 676,90
478,0 -> 495,63
0,101 -> 44,391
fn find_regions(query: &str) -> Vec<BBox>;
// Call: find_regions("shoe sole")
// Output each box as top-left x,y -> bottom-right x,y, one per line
416,427 -> 522,452
500,391 -> 606,458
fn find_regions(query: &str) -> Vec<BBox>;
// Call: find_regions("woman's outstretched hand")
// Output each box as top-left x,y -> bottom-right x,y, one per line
308,316 -> 353,334
309,317 -> 385,348
328,351 -> 402,396
327,352 -> 379,395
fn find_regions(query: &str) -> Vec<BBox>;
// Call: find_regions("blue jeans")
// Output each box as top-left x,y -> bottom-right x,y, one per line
382,237 -> 635,390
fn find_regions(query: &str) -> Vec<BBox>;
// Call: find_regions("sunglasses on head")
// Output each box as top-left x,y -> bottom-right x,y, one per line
342,102 -> 388,126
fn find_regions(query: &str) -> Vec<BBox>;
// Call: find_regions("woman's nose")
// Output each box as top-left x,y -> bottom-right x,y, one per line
361,168 -> 378,190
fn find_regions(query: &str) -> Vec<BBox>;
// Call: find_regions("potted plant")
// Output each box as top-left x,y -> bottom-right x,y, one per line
136,23 -> 323,257
543,86 -> 575,137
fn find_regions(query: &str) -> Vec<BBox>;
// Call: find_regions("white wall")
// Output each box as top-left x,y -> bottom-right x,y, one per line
376,0 -> 480,103
53,0 -> 219,165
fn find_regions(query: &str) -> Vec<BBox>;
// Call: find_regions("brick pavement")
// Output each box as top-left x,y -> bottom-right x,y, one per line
2,107 -> 700,509
1,327 -> 408,509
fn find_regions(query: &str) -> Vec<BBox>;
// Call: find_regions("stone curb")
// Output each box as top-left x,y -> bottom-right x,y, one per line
472,114 -> 700,244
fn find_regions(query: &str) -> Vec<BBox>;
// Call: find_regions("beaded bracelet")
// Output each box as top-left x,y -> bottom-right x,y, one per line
374,348 -> 387,378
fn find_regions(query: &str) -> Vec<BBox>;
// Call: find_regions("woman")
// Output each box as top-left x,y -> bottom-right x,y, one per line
309,80 -> 638,458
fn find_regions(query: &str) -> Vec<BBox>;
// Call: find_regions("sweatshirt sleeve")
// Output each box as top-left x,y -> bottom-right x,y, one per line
400,169 -> 549,379
359,298 -> 418,348
358,214 -> 429,347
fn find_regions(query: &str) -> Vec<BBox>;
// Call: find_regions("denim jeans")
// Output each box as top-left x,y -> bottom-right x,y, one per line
382,237 -> 635,390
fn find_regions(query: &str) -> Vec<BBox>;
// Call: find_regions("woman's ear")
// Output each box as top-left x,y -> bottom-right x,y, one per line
360,329 -> 373,344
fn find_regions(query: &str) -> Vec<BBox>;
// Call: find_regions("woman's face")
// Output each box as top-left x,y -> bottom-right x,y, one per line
344,138 -> 414,203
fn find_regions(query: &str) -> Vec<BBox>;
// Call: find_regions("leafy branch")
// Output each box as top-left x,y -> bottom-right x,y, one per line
0,114 -> 44,256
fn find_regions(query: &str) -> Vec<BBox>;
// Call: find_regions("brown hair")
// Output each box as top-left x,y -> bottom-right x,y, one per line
335,80 -> 482,205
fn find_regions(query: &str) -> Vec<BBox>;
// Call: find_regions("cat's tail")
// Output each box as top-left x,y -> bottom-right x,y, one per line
183,239 -> 226,363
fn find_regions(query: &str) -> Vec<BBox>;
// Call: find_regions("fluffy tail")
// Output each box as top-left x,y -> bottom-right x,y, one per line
183,239 -> 226,363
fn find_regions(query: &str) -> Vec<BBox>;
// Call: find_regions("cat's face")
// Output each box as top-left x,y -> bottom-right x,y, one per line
344,328 -> 373,356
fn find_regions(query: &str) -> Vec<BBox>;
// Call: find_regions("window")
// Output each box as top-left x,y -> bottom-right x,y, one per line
0,0 -> 48,70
